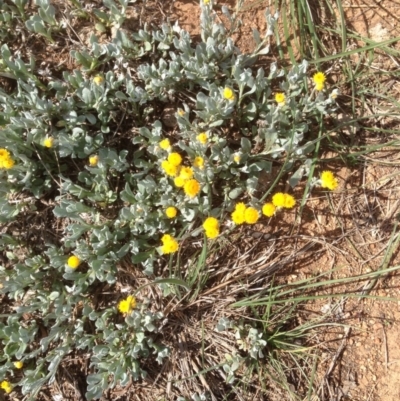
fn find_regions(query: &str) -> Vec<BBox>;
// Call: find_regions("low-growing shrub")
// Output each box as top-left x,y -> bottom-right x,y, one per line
0,0 -> 339,399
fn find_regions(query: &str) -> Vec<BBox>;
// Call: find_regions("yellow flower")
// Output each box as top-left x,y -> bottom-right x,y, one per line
244,207 -> 259,224
235,202 -> 247,213
174,176 -> 185,187
193,156 -> 204,169
283,194 -> 296,209
313,72 -> 326,85
2,157 -> 15,169
165,206 -> 177,218
183,179 -> 200,198
275,92 -> 286,105
272,192 -> 286,208
161,234 -> 173,243
223,87 -> 235,101
231,210 -> 244,225
67,255 -> 81,269
177,108 -> 185,117
0,148 -> 11,159
205,226 -> 219,239
313,72 -> 326,91
118,295 -> 136,315
262,203 -> 276,217
89,155 -> 99,166
43,136 -> 54,148
272,193 -> 296,209
93,75 -> 104,85
203,0 -> 210,4
159,138 -> 171,150
0,380 -> 13,394
197,133 -> 208,144
320,170 -> 338,190
13,361 -> 23,369
233,153 -> 241,163
231,203 -> 246,225
203,217 -> 219,239
161,234 -> 179,254
179,166 -> 194,180
161,160 -> 179,177
168,152 -> 183,167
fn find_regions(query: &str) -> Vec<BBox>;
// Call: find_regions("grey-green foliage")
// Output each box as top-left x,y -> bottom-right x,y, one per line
93,0 -> 130,30
85,306 -> 168,400
0,0 -> 339,399
25,0 -> 60,43
0,245 -> 168,400
216,318 -> 268,383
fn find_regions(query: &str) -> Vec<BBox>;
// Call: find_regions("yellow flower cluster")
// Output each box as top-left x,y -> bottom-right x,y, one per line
93,75 -> 104,85
159,138 -> 171,150
193,156 -> 204,169
160,151 -> 202,197
262,202 -> 276,217
161,234 -> 179,254
231,203 -> 259,225
197,133 -> 208,144
231,194 -> 296,224
233,153 -> 241,163
275,93 -> 286,105
161,160 -> 179,177
168,152 -> 182,166
179,166 -> 194,180
165,206 -> 177,218
13,361 -> 23,369
118,295 -> 136,315
320,171 -> 338,190
89,155 -> 99,166
0,148 -> 15,169
1,380 -> 12,394
313,72 -> 326,91
272,193 -> 296,209
43,136 -> 54,148
203,217 -> 219,239
183,179 -> 200,198
161,152 -> 183,177
223,87 -> 235,101
67,255 -> 81,269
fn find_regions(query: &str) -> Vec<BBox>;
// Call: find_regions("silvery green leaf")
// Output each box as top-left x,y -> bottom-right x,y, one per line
242,102 -> 257,122
252,28 -> 261,46
208,119 -> 224,127
241,137 -> 251,153
82,88 -> 92,104
228,188 -> 243,200
181,207 -> 196,221
248,160 -> 271,173
258,45 -> 270,55
48,291 -> 59,300
246,176 -> 258,193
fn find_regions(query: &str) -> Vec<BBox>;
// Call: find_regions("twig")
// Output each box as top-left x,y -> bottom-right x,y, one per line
317,326 -> 351,399
380,315 -> 388,372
